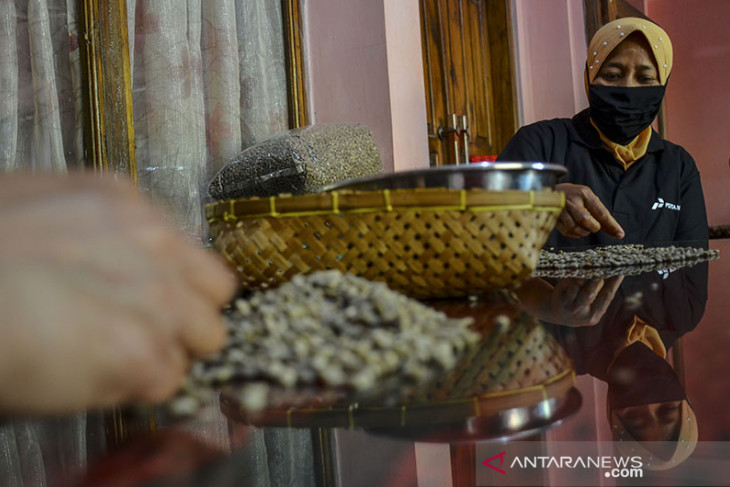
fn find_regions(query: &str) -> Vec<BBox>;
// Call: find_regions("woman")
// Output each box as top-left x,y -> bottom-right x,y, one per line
498,18 -> 708,247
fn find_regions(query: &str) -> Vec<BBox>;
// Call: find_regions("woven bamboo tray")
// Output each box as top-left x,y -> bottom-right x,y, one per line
206,188 -> 564,299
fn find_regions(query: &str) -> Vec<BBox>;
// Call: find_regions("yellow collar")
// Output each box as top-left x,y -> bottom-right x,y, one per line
591,119 -> 652,170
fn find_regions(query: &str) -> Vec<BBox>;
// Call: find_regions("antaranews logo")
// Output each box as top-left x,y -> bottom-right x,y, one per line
478,449 -> 644,485
482,451 -> 507,475
652,197 -> 681,211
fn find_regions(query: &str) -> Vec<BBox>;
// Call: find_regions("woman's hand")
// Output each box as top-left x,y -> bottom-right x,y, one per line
544,276 -> 624,326
555,183 -> 625,239
516,276 -> 624,327
0,174 -> 237,414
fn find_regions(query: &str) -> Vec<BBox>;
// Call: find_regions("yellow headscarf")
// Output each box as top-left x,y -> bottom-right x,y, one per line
585,18 -> 674,168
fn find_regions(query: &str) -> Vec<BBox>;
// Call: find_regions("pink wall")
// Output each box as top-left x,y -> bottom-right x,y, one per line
644,0 -> 730,444
512,0 -> 588,126
303,0 -> 429,173
645,0 -> 730,227
383,2 -> 430,171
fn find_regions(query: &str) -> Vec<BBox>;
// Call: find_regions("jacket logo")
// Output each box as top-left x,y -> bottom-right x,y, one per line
657,268 -> 676,280
651,197 -> 680,211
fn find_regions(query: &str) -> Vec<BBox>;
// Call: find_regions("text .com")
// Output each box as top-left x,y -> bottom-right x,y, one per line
605,467 -> 644,479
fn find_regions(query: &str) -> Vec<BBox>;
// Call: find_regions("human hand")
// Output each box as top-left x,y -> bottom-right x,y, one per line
555,183 -> 625,239
517,276 -> 624,327
0,174 -> 237,414
542,276 -> 624,326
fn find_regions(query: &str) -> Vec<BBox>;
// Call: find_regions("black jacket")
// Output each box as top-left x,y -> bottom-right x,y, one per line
498,109 -> 709,248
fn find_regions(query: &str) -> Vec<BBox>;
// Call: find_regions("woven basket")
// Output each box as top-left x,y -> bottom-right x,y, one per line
206,188 -> 564,299
426,312 -> 574,407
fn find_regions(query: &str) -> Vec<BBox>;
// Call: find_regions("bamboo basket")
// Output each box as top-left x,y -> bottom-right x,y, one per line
206,188 -> 564,299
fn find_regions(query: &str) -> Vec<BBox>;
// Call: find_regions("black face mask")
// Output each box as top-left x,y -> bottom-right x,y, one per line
588,84 -> 666,145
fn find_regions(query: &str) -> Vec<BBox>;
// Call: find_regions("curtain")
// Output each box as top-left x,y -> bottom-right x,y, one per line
0,0 -> 84,173
0,414 -> 107,487
130,0 -> 289,239
0,0 -> 289,239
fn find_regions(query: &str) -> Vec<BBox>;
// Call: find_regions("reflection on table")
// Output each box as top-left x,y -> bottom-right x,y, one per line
1,242 -> 724,487
518,260 -> 707,471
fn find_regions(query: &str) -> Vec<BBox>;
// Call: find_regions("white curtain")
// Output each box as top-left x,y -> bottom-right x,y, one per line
129,0 -> 289,239
0,0 -> 289,239
0,0 -> 83,174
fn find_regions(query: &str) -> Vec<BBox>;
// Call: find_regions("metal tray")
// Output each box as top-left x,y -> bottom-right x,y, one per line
219,387 -> 581,444
365,388 -> 582,444
321,162 -> 568,192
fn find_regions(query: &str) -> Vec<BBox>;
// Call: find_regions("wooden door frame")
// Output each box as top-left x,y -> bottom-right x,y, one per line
79,0 -> 136,180
79,0 -> 309,182
282,0 -> 309,129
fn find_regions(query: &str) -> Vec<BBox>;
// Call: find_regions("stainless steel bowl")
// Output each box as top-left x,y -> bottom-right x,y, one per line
321,162 -> 567,192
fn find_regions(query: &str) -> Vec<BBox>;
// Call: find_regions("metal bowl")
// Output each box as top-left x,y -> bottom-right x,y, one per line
321,162 -> 567,192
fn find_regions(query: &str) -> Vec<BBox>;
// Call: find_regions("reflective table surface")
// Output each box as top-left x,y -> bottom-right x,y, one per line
2,240 -> 728,487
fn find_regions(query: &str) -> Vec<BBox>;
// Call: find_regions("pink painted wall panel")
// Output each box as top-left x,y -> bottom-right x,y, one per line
383,1 -> 430,171
513,0 -> 587,126
646,0 -> 730,227
645,1 -> 730,444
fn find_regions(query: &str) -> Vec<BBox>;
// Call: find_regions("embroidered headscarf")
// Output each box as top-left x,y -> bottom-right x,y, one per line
586,17 -> 673,85
585,18 -> 673,168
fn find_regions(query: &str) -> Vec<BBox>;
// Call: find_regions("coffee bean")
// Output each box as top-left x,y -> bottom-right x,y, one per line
536,245 -> 718,279
166,271 -> 479,416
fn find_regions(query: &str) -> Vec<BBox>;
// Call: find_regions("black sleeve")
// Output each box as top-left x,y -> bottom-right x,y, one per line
497,122 -> 554,162
675,148 -> 709,244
